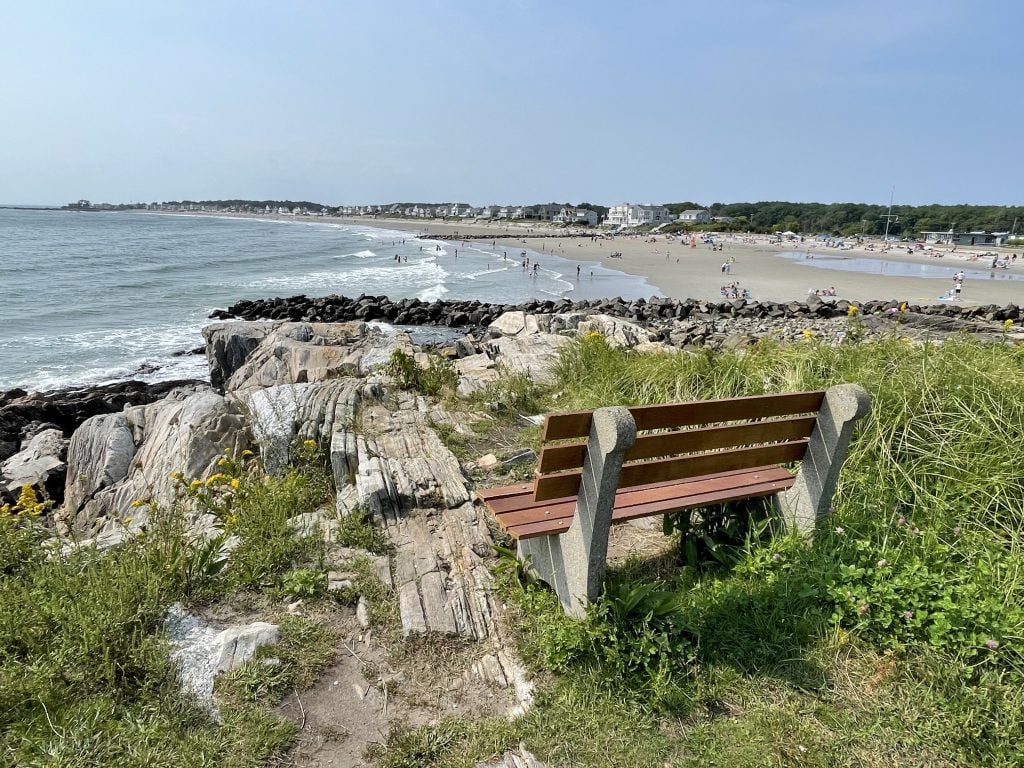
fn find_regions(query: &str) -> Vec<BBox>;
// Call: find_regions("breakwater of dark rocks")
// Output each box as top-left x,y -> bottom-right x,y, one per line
210,293 -> 1022,329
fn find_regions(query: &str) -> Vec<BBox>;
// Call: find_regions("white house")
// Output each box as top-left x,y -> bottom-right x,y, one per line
606,204 -> 673,228
677,209 -> 711,223
554,207 -> 599,226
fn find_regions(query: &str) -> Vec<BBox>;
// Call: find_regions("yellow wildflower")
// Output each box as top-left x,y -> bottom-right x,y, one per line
230,478 -> 241,489
217,457 -> 229,468
1005,319 -> 1014,329
303,439 -> 317,451
130,498 -> 147,508
242,449 -> 254,457
847,304 -> 859,316
802,329 -> 814,338
169,470 -> 185,481
189,479 -> 202,491
899,302 -> 908,312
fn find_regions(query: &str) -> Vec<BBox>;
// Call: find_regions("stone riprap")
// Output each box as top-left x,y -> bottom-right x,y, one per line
210,292 -> 1021,332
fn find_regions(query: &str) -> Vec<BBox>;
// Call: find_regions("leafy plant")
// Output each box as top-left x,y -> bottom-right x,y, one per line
281,566 -> 326,599
383,348 -> 457,396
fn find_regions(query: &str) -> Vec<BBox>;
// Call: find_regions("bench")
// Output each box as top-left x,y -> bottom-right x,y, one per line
478,385 -> 870,616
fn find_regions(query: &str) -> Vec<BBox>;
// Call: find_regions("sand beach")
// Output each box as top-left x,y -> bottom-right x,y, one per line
339,217 -> 1024,307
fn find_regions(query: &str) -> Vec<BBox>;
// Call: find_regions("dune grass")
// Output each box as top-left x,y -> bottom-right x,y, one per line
383,333 -> 1024,767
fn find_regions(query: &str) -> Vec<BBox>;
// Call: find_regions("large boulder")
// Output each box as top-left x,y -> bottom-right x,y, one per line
455,334 -> 571,396
203,322 -> 273,391
569,313 -> 656,348
61,387 -> 249,537
0,428 -> 68,501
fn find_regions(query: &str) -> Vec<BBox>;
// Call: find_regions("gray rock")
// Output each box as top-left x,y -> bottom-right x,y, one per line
1,428 -> 68,499
165,604 -> 279,713
60,388 -> 248,537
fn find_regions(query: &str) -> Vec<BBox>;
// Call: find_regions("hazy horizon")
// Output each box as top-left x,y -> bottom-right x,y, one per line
2,0 -> 1021,208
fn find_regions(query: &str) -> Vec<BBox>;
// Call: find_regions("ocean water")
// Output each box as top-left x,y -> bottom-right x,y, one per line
776,251 -> 1024,282
0,209 -> 661,391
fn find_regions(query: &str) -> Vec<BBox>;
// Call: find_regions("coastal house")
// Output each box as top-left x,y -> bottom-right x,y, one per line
920,230 -> 1011,247
497,206 -> 515,219
677,209 -> 711,223
606,204 -> 673,228
479,205 -> 500,218
532,204 -> 562,222
554,207 -> 599,226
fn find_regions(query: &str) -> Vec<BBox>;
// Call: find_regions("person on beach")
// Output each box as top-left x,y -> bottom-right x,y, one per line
576,265 -> 581,278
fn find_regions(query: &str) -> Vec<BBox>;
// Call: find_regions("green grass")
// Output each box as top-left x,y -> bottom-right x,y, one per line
0,451 -> 338,767
382,333 -> 1024,767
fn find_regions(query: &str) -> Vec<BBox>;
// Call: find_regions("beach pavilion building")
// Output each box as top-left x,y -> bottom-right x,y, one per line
920,230 -> 1011,247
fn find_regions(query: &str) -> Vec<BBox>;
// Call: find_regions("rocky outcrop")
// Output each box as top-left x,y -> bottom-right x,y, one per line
204,320 -> 411,392
0,429 -> 68,501
60,386 -> 249,537
356,394 -> 472,521
0,379 -> 201,464
243,378 -> 377,479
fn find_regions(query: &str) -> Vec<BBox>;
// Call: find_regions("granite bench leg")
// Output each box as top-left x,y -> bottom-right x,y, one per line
518,406 -> 636,617
778,383 -> 871,535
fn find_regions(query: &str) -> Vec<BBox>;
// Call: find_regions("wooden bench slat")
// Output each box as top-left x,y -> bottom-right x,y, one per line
483,466 -> 786,515
476,482 -> 535,502
537,415 -> 818,474
506,474 -> 796,539
534,439 -> 809,501
493,466 -> 794,530
542,390 -> 825,440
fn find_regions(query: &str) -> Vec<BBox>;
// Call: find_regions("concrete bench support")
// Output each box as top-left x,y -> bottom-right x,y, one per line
518,406 -> 636,617
778,383 -> 871,534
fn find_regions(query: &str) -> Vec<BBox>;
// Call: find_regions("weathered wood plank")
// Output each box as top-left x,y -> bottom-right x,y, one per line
537,416 -> 817,474
495,466 -> 794,529
534,440 -> 809,501
541,391 -> 825,441
507,476 -> 795,539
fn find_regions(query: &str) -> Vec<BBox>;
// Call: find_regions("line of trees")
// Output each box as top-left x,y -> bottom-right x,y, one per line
666,201 -> 1024,237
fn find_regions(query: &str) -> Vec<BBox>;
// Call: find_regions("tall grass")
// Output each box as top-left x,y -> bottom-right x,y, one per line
525,334 -> 1024,764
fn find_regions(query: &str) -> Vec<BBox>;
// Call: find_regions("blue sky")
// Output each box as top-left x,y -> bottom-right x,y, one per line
1,0 -> 1020,207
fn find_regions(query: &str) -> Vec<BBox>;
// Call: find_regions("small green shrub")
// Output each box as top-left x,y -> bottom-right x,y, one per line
335,508 -> 391,554
383,348 -> 457,396
281,566 -> 326,599
176,448 -> 333,590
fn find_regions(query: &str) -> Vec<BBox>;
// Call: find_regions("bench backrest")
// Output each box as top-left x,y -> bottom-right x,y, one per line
534,390 -> 826,502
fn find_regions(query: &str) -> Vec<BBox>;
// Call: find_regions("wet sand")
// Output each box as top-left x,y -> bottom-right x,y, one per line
343,217 -> 1024,307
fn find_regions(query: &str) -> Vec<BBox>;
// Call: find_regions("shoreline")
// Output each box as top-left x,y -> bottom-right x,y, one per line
138,210 -> 1024,306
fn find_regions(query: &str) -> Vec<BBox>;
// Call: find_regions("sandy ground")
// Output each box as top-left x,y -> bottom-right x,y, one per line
345,217 -> 1024,307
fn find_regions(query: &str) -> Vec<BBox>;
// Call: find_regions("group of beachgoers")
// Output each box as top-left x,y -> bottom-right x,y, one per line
720,281 -> 751,300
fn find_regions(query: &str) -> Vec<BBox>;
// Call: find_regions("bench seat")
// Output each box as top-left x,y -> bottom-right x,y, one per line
479,465 -> 796,540
476,384 -> 871,617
